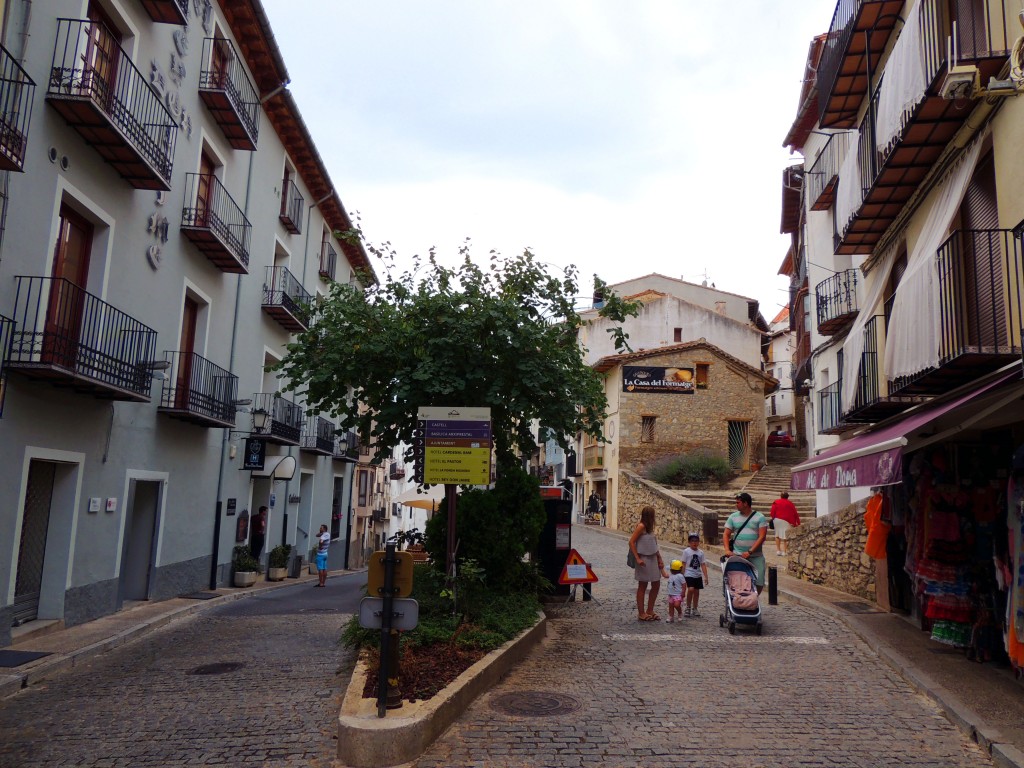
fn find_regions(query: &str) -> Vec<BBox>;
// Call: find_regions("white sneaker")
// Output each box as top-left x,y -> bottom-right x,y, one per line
683,608 -> 691,618
691,609 -> 701,618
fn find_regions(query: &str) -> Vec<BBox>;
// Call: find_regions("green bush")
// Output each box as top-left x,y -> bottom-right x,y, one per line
646,450 -> 735,486
268,544 -> 291,569
232,545 -> 261,573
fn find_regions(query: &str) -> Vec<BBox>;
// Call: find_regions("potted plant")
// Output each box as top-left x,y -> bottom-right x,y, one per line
267,544 -> 291,581
232,545 -> 260,587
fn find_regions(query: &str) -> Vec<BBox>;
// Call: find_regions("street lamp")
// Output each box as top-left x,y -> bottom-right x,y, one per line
251,407 -> 269,433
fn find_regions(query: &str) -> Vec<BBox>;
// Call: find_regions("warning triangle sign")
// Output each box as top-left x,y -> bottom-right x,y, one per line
558,548 -> 598,585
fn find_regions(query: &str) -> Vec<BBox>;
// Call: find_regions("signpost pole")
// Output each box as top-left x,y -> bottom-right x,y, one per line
445,483 -> 458,586
377,542 -> 396,718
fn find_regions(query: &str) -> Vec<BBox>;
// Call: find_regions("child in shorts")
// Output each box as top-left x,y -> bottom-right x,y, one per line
683,533 -> 709,617
666,559 -> 685,623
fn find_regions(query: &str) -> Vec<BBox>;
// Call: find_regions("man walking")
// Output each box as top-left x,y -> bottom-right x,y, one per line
723,492 -> 769,594
250,506 -> 268,561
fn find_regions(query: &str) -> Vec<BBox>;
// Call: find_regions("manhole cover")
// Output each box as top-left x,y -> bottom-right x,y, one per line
834,601 -> 882,614
490,691 -> 582,717
188,662 -> 244,675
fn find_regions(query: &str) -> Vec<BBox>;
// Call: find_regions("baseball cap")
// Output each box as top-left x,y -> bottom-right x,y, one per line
670,559 -> 683,571
688,533 -> 700,541
735,492 -> 753,505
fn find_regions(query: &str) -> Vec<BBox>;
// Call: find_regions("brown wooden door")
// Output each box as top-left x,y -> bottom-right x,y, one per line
84,3 -> 120,105
211,36 -> 229,88
175,297 -> 198,409
195,152 -> 216,227
960,151 -> 1000,351
43,206 -> 93,368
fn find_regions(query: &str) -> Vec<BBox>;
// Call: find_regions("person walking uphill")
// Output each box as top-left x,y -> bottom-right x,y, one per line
629,506 -> 666,621
770,491 -> 801,556
724,493 -> 769,594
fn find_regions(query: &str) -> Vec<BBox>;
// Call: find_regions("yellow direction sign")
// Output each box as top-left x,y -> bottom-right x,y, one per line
367,550 -> 414,597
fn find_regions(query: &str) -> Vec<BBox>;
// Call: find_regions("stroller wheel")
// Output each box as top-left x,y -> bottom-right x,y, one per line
719,615 -> 725,627
755,624 -> 763,636
728,622 -> 736,635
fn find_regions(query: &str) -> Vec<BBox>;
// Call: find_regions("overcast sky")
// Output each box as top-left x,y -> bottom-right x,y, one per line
260,2 -> 832,319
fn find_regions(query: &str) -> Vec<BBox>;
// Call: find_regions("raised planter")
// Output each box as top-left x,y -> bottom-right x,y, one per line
233,571 -> 257,588
337,610 -> 546,767
266,567 -> 287,582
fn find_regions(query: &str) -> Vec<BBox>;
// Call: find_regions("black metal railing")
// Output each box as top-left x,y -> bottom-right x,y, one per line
854,315 -> 887,411
389,465 -> 405,480
819,379 -> 844,433
251,392 -> 304,444
198,37 -> 259,145
0,44 -> 34,172
319,241 -> 337,281
158,350 -> 237,424
181,172 -> 252,268
0,313 -> 13,415
8,276 -> 157,398
807,131 -> 853,209
333,430 -> 359,461
48,18 -> 176,184
279,177 -> 304,234
936,228 -> 1023,362
302,415 -> 335,453
817,0 -> 877,125
816,269 -> 858,333
372,508 -> 387,523
263,266 -> 311,327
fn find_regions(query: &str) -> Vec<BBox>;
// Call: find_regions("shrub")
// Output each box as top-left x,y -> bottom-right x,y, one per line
232,545 -> 261,573
646,450 -> 735,486
268,544 -> 292,569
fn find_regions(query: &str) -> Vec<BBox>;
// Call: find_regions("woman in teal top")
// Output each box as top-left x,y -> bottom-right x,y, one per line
724,492 -> 769,593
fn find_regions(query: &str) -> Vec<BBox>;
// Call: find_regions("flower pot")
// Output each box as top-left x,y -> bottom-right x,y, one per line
233,571 -> 258,588
267,567 -> 287,582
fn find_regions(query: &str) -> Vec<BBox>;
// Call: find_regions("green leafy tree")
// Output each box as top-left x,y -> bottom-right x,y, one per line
277,242 -> 639,467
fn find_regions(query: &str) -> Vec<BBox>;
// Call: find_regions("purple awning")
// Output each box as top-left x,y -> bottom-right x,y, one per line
791,371 -> 1020,491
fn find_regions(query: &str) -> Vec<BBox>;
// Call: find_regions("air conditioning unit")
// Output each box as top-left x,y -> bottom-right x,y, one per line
940,64 -> 981,100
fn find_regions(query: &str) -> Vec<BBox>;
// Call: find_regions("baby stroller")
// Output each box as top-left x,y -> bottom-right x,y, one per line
719,555 -> 763,635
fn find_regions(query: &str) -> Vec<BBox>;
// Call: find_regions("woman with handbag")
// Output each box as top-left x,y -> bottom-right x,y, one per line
629,506 -> 666,621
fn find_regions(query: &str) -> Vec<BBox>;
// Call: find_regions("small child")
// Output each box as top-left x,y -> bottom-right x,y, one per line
666,559 -> 686,623
683,533 -> 709,617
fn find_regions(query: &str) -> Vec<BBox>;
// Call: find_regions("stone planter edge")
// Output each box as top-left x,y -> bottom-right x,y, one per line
337,609 -> 547,767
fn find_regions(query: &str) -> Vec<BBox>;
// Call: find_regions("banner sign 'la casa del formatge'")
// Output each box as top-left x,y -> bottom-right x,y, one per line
622,365 -> 695,394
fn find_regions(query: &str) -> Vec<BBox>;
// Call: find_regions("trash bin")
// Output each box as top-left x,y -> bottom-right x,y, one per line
289,553 -> 304,579
536,489 -> 572,597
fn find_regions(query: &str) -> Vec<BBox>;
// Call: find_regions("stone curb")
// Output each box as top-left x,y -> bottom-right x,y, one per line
0,571 -> 345,701
337,610 -> 547,767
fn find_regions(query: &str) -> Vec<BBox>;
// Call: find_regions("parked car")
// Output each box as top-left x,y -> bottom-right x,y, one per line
767,431 -> 793,447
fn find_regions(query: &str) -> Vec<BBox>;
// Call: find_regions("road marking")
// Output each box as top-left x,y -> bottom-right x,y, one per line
602,633 -> 829,644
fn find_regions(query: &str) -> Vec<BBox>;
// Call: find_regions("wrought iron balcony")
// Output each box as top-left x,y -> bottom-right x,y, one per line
833,0 -> 1015,254
372,508 -> 387,523
157,350 -> 237,428
279,177 -> 304,235
816,269 -> 858,335
0,45 -> 35,172
251,392 -> 304,445
319,241 -> 337,281
0,313 -> 13,416
301,415 -> 335,455
807,132 -> 853,211
46,19 -> 176,190
333,430 -> 359,462
818,379 -> 847,434
7,276 -> 157,401
136,0 -> 187,24
389,465 -> 406,480
198,37 -> 259,150
262,266 -> 311,332
843,315 -> 923,423
890,229 -> 1023,396
181,173 -> 252,273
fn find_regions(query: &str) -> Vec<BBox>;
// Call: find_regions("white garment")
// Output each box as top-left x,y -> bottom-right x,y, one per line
875,0 -> 926,154
667,572 -> 686,597
318,531 -> 330,553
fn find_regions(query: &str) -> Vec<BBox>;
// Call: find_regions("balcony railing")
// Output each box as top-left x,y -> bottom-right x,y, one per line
47,19 -> 176,190
279,177 -> 304,235
198,37 -> 259,150
372,508 -> 387,523
181,173 -> 252,273
7,276 -> 157,401
807,132 -> 852,211
818,379 -> 845,434
319,241 -> 337,281
262,266 -> 311,332
892,229 -> 1023,394
0,45 -> 35,172
137,0 -> 188,25
333,430 -> 359,462
0,313 -> 13,416
816,269 -> 858,335
584,445 -> 604,470
157,350 -> 237,428
251,392 -> 304,445
301,415 -> 335,455
389,465 -> 406,480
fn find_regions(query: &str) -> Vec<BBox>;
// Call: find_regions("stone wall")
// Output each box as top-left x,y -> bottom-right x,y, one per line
786,498 -> 876,600
618,471 -> 718,548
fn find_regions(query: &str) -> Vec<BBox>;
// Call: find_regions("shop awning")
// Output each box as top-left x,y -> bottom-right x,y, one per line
251,455 -> 296,480
791,370 -> 1021,491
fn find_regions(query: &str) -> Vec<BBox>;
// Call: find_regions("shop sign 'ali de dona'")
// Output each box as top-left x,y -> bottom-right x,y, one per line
415,407 -> 492,485
622,365 -> 695,394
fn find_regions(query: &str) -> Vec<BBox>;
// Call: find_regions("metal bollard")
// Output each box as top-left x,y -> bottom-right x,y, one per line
768,566 -> 778,605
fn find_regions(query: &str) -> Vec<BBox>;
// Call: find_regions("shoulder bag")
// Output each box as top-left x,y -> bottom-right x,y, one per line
720,512 -> 755,563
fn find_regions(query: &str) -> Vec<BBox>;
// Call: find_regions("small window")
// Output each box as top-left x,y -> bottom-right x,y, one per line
696,363 -> 709,389
641,416 -> 656,443
673,328 -> 682,343
357,470 -> 369,506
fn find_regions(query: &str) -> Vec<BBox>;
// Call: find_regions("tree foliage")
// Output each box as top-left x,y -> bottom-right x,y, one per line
277,242 -> 639,467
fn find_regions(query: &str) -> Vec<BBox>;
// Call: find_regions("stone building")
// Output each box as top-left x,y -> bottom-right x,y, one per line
585,341 -> 776,529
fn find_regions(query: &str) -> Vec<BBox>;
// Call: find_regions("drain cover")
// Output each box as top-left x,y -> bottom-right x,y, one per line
490,691 -> 582,717
834,601 -> 883,614
188,661 -> 244,675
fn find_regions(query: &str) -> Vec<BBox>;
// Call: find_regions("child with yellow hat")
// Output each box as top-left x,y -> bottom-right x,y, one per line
665,558 -> 686,623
